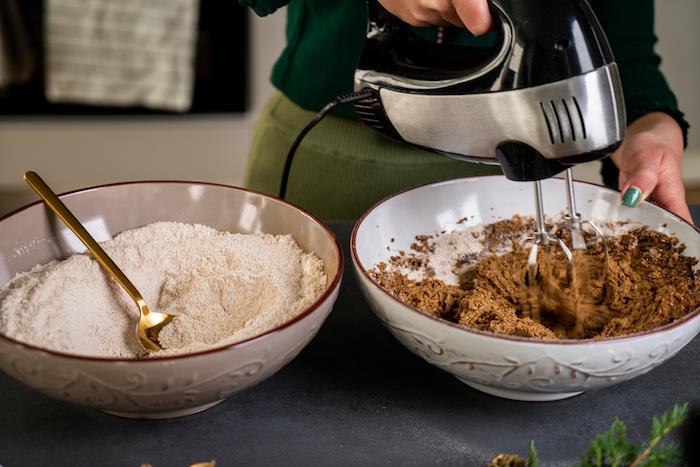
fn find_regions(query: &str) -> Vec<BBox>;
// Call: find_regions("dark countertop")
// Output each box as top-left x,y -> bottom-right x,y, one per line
1,210 -> 698,467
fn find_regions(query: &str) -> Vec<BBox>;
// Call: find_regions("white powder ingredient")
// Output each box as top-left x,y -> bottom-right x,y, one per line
395,216 -> 633,286
415,225 -> 486,285
0,222 -> 327,358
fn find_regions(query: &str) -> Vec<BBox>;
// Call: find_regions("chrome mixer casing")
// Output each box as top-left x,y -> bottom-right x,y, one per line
354,0 -> 627,181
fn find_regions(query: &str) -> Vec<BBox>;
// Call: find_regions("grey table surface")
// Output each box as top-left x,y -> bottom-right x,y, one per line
0,209 -> 699,467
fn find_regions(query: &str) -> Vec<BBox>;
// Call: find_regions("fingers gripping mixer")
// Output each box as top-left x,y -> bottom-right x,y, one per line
353,0 -> 626,280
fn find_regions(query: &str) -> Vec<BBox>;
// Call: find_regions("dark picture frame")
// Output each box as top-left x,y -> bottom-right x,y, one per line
0,0 -> 248,116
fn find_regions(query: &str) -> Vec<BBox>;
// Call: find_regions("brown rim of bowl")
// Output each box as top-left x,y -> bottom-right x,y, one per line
351,175 -> 700,346
0,180 -> 344,362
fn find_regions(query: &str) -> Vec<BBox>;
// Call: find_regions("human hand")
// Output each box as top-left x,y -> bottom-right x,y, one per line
377,0 -> 492,35
611,112 -> 691,223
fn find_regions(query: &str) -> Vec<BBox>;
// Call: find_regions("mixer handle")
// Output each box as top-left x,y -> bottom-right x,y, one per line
361,1 -> 513,90
360,0 -> 615,92
486,0 -> 616,86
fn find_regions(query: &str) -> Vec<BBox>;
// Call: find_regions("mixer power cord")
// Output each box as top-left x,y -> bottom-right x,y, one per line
279,90 -> 377,200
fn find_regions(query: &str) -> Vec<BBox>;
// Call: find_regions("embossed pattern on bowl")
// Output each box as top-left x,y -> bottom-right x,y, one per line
352,176 -> 700,401
0,181 -> 342,418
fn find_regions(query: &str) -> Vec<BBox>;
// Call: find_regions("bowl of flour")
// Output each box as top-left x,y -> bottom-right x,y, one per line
0,181 -> 342,418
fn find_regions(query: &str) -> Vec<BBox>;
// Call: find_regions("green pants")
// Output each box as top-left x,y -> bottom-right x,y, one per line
244,92 -> 501,220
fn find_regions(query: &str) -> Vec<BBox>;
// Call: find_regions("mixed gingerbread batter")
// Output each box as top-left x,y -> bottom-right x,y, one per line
370,217 -> 699,339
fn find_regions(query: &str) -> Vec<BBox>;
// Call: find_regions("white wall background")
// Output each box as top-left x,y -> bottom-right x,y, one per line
1,2 -> 698,216
657,0 -> 700,153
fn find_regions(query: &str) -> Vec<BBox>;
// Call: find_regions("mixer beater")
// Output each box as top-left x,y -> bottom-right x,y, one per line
525,177 -> 573,288
519,168 -> 615,337
526,169 -> 610,290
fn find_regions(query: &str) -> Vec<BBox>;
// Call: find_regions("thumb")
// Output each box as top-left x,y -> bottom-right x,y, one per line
619,153 -> 661,208
453,0 -> 492,36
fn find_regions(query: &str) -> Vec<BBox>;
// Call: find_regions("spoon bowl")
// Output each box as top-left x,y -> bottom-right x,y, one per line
137,302 -> 175,352
23,171 -> 175,352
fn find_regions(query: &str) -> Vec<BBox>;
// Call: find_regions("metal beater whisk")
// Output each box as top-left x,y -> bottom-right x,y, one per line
526,169 -> 609,288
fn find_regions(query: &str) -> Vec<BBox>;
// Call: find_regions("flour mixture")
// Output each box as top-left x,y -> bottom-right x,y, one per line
0,222 -> 327,357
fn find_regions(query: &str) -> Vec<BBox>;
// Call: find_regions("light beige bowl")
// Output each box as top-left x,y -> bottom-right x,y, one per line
0,181 -> 342,419
352,176 -> 700,401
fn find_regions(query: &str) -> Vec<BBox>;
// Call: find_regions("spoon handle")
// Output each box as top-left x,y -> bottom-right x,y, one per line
23,171 -> 147,307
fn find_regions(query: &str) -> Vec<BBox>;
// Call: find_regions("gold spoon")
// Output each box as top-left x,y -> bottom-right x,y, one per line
23,171 -> 174,353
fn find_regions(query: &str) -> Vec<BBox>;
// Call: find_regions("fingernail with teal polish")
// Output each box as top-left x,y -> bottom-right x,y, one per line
622,186 -> 642,208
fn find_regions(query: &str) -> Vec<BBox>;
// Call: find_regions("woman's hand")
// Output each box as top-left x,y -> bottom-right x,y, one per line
612,112 -> 691,222
377,0 -> 492,35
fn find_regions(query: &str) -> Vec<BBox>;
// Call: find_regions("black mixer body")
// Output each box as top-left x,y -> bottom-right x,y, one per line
353,0 -> 627,181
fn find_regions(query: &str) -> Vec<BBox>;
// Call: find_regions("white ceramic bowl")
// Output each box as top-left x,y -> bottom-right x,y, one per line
352,176 -> 700,401
0,181 -> 342,418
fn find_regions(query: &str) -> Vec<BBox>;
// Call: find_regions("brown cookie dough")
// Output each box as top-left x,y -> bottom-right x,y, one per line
370,220 -> 699,340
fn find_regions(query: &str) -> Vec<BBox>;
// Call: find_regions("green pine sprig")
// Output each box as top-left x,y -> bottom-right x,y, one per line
491,403 -> 689,467
579,417 -> 638,466
528,440 -> 539,467
629,403 -> 688,467
578,403 -> 688,467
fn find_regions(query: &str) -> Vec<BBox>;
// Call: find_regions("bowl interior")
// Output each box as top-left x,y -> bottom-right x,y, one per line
354,176 -> 699,274
0,181 -> 341,339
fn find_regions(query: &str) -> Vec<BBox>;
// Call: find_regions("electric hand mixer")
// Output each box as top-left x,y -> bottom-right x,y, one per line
281,0 -> 625,295
351,0 -> 626,288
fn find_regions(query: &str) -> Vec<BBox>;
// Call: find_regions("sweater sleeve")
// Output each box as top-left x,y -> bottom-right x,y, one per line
590,0 -> 690,188
239,0 -> 290,17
